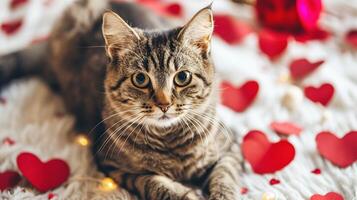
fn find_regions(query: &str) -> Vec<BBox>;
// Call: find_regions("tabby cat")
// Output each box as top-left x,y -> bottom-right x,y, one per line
0,0 -> 242,199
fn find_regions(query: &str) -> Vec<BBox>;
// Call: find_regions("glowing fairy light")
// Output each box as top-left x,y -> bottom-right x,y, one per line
75,135 -> 90,146
99,177 -> 118,191
262,192 -> 276,200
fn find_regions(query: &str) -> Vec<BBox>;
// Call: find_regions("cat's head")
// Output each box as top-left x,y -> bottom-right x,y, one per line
102,6 -> 215,128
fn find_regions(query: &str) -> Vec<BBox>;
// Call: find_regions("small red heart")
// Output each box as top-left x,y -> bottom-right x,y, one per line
2,137 -> 15,145
17,152 -> 70,192
345,30 -> 357,48
242,130 -> 295,174
289,58 -> 324,80
10,0 -> 28,9
165,3 -> 182,17
304,83 -> 334,106
138,0 -> 182,18
220,80 -> 259,112
269,178 -> 280,185
311,168 -> 321,175
0,171 -> 21,191
48,193 -> 58,199
258,29 -> 289,59
1,19 -> 23,35
240,187 -> 248,195
316,131 -> 357,168
214,15 -> 253,44
270,121 -> 302,136
310,192 -> 344,200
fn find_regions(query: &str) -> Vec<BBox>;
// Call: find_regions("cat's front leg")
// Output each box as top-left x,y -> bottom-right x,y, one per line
205,144 -> 242,200
122,174 -> 204,200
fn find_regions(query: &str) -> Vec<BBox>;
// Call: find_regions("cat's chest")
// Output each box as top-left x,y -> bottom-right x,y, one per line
127,142 -> 219,181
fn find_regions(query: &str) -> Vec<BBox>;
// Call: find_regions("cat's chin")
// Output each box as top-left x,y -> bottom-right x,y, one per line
145,115 -> 180,128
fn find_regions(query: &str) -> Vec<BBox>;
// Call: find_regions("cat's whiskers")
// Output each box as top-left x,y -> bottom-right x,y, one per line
94,108 -> 140,148
189,108 -> 233,148
105,114 -> 144,158
103,114 -> 143,159
114,115 -> 145,157
95,111 -> 141,156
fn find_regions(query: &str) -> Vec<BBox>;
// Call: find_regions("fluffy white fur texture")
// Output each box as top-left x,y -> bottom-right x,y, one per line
1,0 -> 357,199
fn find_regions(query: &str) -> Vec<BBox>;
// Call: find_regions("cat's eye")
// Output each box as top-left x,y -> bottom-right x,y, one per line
132,72 -> 150,88
174,71 -> 192,87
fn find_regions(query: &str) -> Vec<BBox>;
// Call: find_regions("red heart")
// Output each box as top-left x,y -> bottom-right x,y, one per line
240,187 -> 248,195
17,152 -> 70,192
164,3 -> 182,17
316,131 -> 357,168
311,168 -> 321,175
258,29 -> 289,59
304,83 -> 334,106
10,0 -> 28,9
138,0 -> 182,18
269,178 -> 280,185
242,130 -> 295,174
345,30 -> 357,48
270,121 -> 302,136
1,19 -> 23,35
2,137 -> 15,145
214,15 -> 253,44
220,80 -> 259,112
289,58 -> 324,80
0,171 -> 21,191
310,192 -> 344,200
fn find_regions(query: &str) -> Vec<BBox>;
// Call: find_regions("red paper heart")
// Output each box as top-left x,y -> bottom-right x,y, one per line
304,83 -> 334,106
242,130 -> 295,174
48,193 -> 58,199
345,30 -> 357,48
311,168 -> 321,174
270,121 -> 302,136
214,15 -> 253,44
310,192 -> 344,200
316,131 -> 357,168
10,0 -> 28,9
269,178 -> 280,185
0,171 -> 21,191
138,0 -> 182,18
1,19 -> 23,35
289,58 -> 324,80
17,152 -> 70,192
220,80 -> 259,112
258,29 -> 289,59
2,137 -> 15,145
240,187 -> 248,195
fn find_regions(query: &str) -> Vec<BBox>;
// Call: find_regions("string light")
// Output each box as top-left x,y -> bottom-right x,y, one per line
262,192 -> 276,200
99,177 -> 118,191
75,135 -> 90,147
277,73 -> 291,84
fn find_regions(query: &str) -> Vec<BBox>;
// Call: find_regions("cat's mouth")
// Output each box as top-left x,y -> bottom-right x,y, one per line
158,115 -> 170,120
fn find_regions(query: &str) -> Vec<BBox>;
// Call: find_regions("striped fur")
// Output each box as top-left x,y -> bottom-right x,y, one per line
0,1 -> 243,199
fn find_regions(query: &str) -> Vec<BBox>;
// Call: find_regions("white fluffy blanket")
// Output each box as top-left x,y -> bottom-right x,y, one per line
1,0 -> 357,199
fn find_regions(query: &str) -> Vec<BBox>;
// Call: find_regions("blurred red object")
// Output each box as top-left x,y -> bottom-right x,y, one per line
137,0 -> 183,18
214,14 -> 253,44
258,28 -> 288,59
255,0 -> 322,33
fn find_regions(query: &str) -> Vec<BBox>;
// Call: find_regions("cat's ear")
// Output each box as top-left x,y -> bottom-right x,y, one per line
178,5 -> 214,53
102,11 -> 140,58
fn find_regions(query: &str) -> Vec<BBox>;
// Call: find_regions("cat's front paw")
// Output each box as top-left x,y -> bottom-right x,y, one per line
183,190 -> 206,200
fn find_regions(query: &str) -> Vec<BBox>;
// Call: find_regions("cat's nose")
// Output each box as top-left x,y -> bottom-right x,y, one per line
157,104 -> 171,113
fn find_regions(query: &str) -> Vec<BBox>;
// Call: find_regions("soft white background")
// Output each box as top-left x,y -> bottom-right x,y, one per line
0,0 -> 357,199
